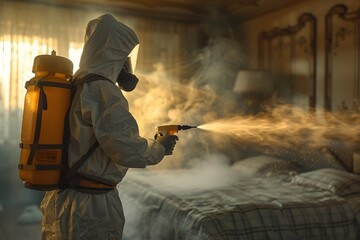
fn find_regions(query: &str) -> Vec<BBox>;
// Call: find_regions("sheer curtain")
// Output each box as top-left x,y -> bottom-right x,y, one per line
0,1 -> 204,144
0,2 -> 93,143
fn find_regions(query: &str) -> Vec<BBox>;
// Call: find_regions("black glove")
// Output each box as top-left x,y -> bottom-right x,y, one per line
156,135 -> 179,155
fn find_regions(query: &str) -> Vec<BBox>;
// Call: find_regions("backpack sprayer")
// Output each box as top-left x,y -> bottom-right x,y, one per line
18,50 -> 73,190
155,125 -> 197,138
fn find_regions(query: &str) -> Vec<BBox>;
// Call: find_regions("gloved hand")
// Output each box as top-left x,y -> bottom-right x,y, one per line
156,135 -> 179,155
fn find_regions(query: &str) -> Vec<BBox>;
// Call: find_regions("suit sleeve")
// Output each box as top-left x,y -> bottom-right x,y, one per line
80,80 -> 165,168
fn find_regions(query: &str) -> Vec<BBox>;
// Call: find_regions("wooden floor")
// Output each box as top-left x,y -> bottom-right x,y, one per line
0,204 -> 41,240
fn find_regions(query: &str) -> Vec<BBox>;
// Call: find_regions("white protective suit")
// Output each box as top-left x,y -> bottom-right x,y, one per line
41,14 -> 166,240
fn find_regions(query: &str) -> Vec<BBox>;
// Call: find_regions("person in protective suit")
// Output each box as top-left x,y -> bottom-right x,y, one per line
40,14 -> 178,239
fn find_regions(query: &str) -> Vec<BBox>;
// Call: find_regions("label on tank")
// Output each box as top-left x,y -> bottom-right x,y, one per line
36,151 -> 58,163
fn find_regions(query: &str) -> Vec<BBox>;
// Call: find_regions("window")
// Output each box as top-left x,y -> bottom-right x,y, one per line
0,35 -> 83,143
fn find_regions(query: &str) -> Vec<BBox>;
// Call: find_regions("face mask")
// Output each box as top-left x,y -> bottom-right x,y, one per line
116,68 -> 139,92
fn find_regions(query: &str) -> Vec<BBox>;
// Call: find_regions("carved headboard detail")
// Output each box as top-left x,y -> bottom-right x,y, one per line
258,13 -> 316,108
325,4 -> 360,112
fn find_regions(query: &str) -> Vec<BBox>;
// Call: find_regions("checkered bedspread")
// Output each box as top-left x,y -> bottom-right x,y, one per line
119,170 -> 360,240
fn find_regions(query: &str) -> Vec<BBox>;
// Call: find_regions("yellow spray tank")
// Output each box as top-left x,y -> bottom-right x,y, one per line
18,50 -> 73,190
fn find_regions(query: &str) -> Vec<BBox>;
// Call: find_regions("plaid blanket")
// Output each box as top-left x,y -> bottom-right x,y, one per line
119,170 -> 360,240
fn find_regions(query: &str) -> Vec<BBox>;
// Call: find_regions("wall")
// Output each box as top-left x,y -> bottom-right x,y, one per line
240,0 -> 360,111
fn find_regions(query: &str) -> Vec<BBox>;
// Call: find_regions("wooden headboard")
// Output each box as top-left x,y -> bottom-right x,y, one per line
325,4 -> 360,112
258,13 -> 317,109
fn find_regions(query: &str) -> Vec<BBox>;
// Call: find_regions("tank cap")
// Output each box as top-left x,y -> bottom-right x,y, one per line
32,50 -> 73,76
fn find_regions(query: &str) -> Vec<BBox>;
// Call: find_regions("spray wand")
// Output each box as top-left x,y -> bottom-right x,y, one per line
155,125 -> 197,138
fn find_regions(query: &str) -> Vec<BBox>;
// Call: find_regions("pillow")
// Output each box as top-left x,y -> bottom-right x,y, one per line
232,155 -> 297,177
278,147 -> 346,172
326,140 -> 360,171
292,168 -> 360,196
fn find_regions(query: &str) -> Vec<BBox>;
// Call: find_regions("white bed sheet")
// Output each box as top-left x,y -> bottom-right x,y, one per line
119,169 -> 360,240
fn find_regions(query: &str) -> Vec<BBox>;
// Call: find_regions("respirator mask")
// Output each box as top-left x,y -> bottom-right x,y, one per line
117,44 -> 139,92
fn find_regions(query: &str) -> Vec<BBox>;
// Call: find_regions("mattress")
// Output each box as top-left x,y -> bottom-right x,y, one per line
119,167 -> 360,240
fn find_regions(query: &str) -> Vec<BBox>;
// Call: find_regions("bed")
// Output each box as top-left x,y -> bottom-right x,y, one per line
119,154 -> 360,240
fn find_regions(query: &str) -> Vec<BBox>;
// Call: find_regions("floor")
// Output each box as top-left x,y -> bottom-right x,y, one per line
0,143 -> 43,240
0,204 -> 41,240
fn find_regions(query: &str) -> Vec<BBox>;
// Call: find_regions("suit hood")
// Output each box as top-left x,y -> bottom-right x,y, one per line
74,14 -> 139,83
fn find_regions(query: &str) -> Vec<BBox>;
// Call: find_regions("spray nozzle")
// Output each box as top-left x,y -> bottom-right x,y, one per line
178,125 -> 197,130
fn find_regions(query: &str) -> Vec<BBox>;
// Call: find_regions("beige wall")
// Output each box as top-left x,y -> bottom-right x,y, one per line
240,0 -> 360,109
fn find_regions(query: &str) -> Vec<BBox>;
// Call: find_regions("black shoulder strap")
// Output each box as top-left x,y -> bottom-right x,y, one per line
59,85 -> 72,189
75,73 -> 114,85
63,141 -> 99,188
60,74 -> 107,189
